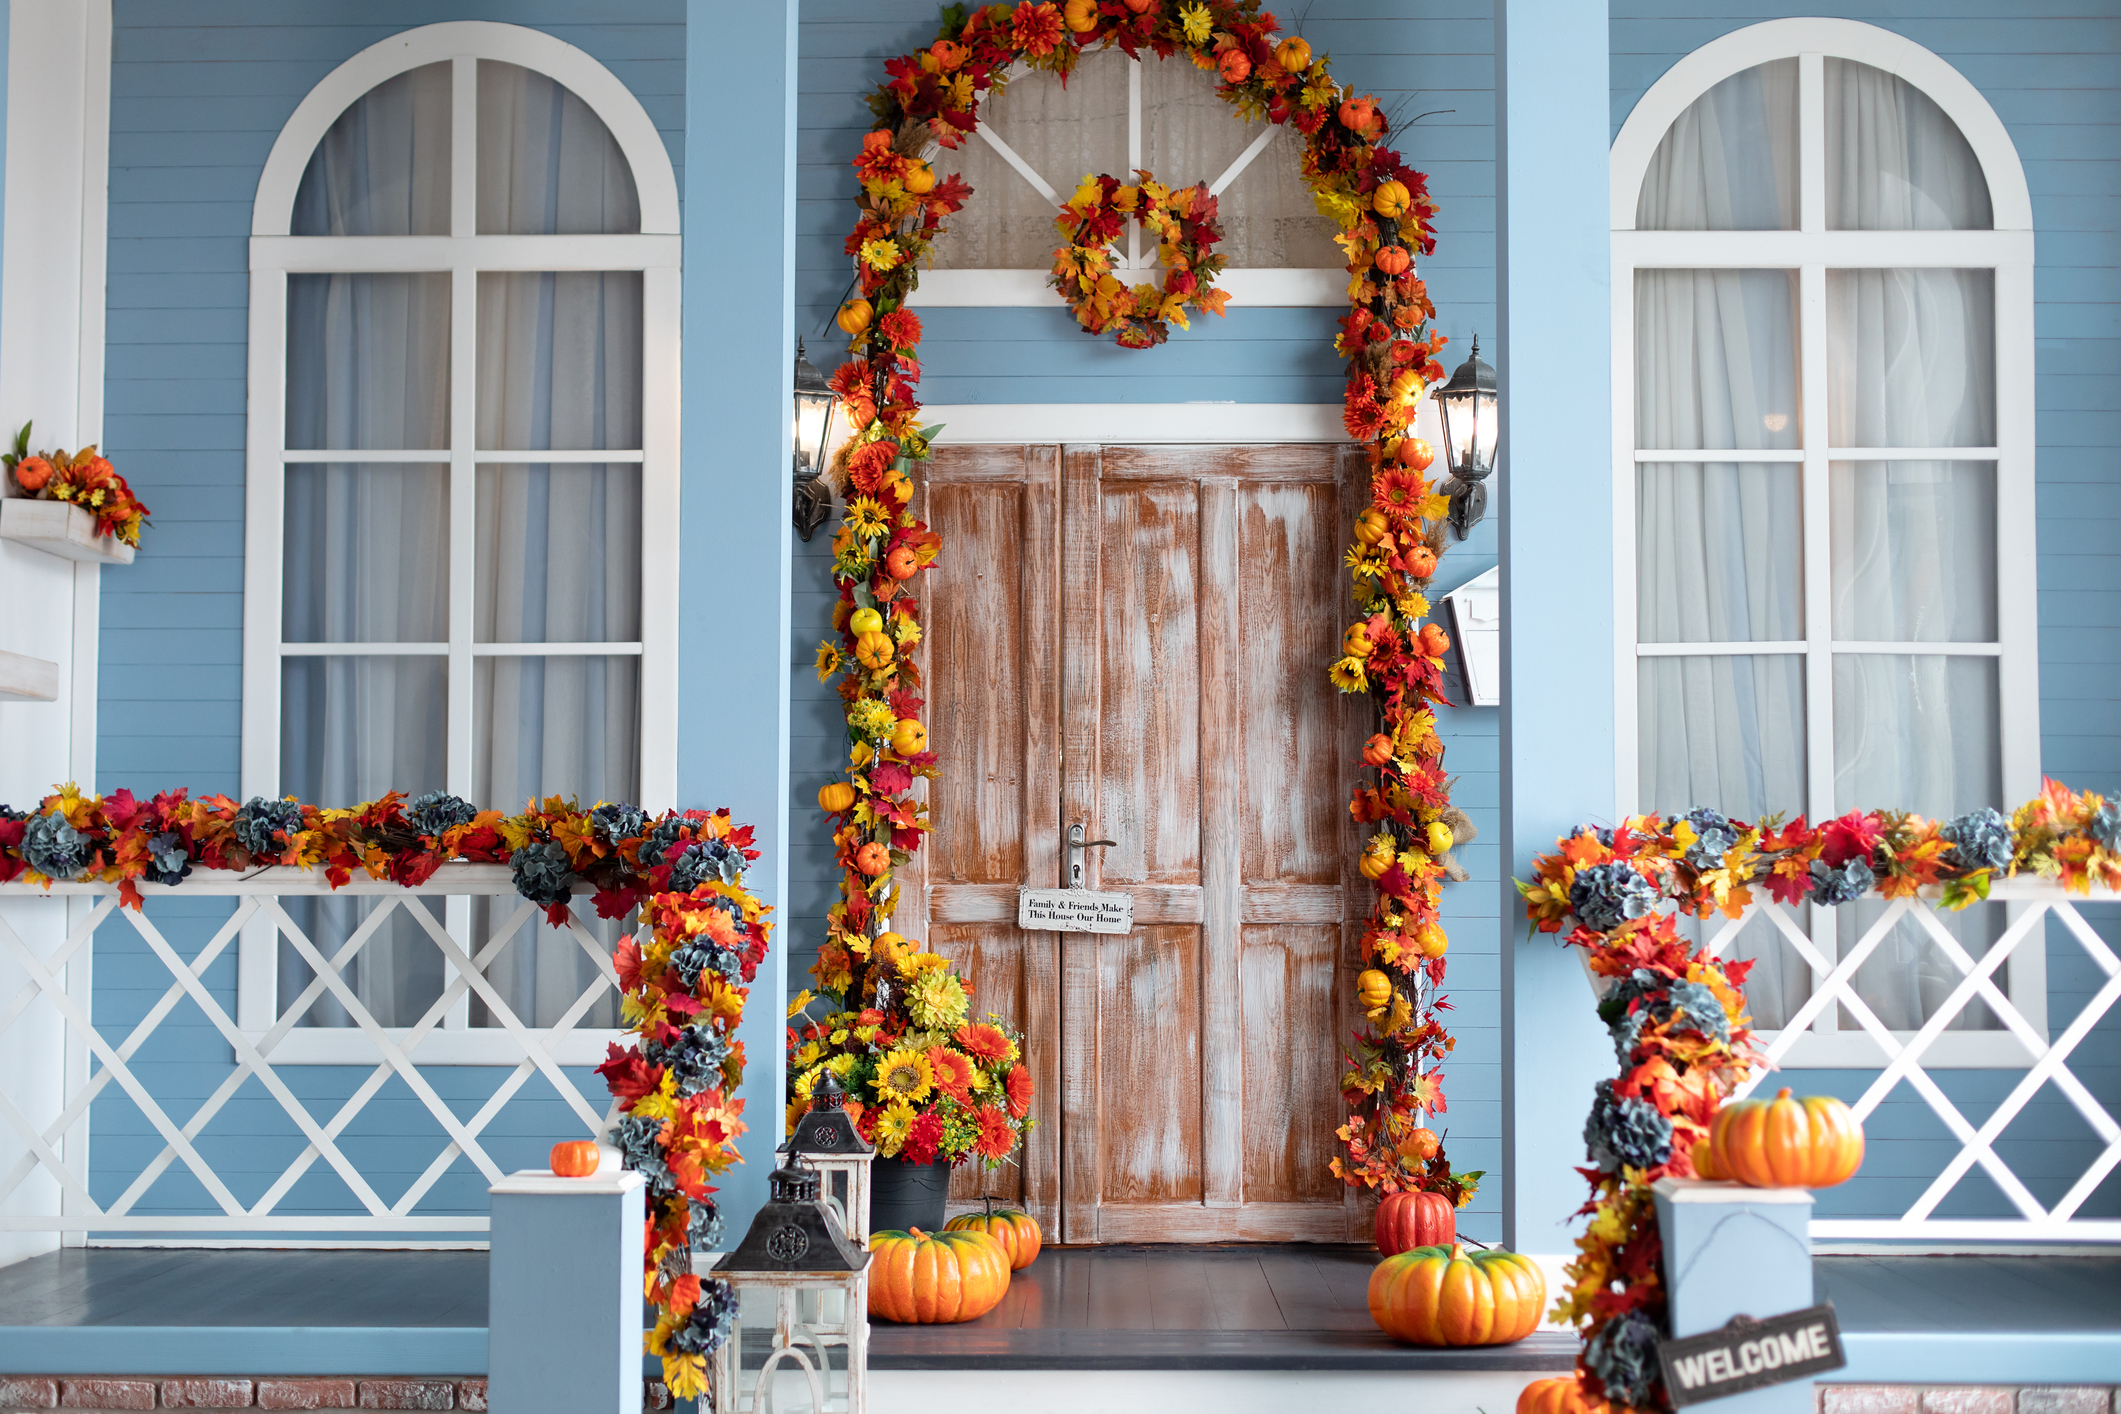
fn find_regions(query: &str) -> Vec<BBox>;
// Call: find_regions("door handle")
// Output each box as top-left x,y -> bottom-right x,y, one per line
1067,822 -> 1117,890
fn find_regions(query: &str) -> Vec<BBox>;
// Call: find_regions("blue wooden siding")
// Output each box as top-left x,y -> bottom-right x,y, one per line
90,0 -> 683,1231
792,0 -> 1506,1239
1611,0 -> 2121,1224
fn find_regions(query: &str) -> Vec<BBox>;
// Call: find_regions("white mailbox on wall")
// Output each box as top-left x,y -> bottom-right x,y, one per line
1442,566 -> 1500,707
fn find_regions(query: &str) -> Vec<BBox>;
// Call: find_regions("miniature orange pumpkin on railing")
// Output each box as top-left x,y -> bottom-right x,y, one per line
1707,1087 -> 1864,1189
549,1141 -> 599,1178
1368,1242 -> 1545,1346
944,1197 -> 1042,1270
1518,1375 -> 1607,1414
868,1227 -> 1011,1323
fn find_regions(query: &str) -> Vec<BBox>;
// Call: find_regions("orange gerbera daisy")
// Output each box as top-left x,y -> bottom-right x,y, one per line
972,1104 -> 1017,1162
954,1021 -> 1012,1066
1004,1062 -> 1034,1118
927,1045 -> 976,1101
1372,467 -> 1428,515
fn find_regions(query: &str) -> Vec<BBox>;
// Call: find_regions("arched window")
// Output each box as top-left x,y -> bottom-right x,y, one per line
1610,20 -> 2039,1063
239,23 -> 678,1048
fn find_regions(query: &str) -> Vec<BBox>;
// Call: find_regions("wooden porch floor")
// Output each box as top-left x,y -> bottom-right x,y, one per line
1,1245 -> 2118,1379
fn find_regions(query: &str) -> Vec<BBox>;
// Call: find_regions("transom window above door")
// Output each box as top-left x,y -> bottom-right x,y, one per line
912,49 -> 1344,306
1610,21 -> 2038,1065
240,23 -> 679,1053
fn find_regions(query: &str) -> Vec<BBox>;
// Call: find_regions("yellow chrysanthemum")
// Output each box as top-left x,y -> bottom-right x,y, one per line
850,698 -> 898,739
872,1099 -> 917,1157
908,966 -> 970,1031
1177,2 -> 1213,45
846,496 -> 891,538
859,238 -> 902,272
1329,656 -> 1370,692
874,1047 -> 934,1104
787,988 -> 815,1020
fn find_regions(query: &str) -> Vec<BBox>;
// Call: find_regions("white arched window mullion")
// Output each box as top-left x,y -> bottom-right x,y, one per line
1611,19 -> 2040,1066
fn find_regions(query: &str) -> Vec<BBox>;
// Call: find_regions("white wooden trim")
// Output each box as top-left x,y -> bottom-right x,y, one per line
279,449 -> 649,463
1610,23 -> 2044,1059
1609,18 -> 2033,233
250,21 -> 679,236
637,264 -> 681,814
974,122 -> 1060,205
923,403 -> 1349,443
250,233 -> 680,271
908,266 -> 1345,307
0,649 -> 60,702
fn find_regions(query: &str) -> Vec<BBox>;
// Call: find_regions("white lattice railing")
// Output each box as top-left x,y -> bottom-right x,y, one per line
1687,878 -> 2120,1242
0,866 -> 622,1237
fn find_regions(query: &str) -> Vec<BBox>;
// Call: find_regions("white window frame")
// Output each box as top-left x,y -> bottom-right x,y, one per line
238,22 -> 680,1062
1609,18 -> 2041,1067
909,56 -> 1344,308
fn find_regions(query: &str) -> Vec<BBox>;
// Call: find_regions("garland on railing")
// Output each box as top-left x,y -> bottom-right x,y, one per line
0,782 -> 767,1402
1518,777 -> 2121,1412
822,0 -> 1471,1208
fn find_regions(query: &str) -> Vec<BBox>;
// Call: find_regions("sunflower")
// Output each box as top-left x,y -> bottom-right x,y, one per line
845,496 -> 892,539
1373,467 -> 1427,515
1329,656 -> 1370,693
927,1045 -> 977,1101
873,1046 -> 934,1104
954,1021 -> 1013,1066
871,1100 -> 916,1157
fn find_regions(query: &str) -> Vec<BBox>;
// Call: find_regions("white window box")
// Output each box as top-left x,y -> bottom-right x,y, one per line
0,496 -> 135,564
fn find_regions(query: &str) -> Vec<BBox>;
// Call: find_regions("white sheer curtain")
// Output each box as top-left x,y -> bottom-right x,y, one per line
282,62 -> 642,1028
1634,59 -> 2000,1029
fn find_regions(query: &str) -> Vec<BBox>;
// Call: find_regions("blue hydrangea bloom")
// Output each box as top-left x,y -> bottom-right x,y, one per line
687,1200 -> 727,1254
1570,862 -> 1660,931
1939,807 -> 2014,873
666,1276 -> 737,1356
614,1112 -> 676,1196
1585,1078 -> 1673,1173
232,797 -> 304,858
668,838 -> 743,893
1572,823 -> 1615,848
590,802 -> 649,847
1809,855 -> 1875,906
23,811 -> 90,880
405,791 -> 478,838
1585,1308 -> 1665,1408
509,840 -> 574,908
142,831 -> 192,887
1605,970 -> 1731,1060
669,937 -> 743,991
2092,801 -> 2120,853
1682,806 -> 1741,871
645,1026 -> 732,1098
637,816 -> 690,868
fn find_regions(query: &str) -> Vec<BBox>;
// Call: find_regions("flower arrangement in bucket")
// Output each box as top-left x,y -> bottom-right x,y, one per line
789,933 -> 1034,1234
3,421 -> 150,547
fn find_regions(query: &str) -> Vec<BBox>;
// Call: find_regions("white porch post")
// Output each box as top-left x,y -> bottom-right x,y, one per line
680,0 -> 797,1244
1495,0 -> 1619,1258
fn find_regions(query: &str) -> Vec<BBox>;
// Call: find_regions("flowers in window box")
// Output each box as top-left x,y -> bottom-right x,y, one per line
3,421 -> 150,548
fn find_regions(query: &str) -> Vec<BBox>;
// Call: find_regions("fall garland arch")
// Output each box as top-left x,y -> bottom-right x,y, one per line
812,0 -> 1480,1211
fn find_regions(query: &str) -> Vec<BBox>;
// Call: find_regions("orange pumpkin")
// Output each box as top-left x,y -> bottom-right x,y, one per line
1063,0 -> 1100,31
1405,1126 -> 1441,1161
1218,49 -> 1251,84
1359,851 -> 1393,882
818,781 -> 857,814
1519,1375 -> 1605,1414
929,39 -> 966,70
903,162 -> 937,196
855,842 -> 891,877
1122,0 -> 1154,12
1406,545 -> 1438,580
1372,179 -> 1413,218
854,631 -> 896,670
1338,95 -> 1377,133
1709,1087 -> 1864,1189
886,544 -> 921,580
1356,968 -> 1393,1012
891,718 -> 928,757
868,1227 -> 1012,1323
1362,733 -> 1394,767
1397,436 -> 1435,471
1368,1242 -> 1545,1346
1354,507 -> 1391,547
1374,1189 -> 1455,1256
1374,245 -> 1411,277
837,299 -> 874,337
549,1140 -> 599,1178
1418,623 -> 1451,657
1689,1132 -> 1723,1181
1343,623 -> 1375,658
944,1198 -> 1043,1270
1415,924 -> 1448,959
1274,37 -> 1311,72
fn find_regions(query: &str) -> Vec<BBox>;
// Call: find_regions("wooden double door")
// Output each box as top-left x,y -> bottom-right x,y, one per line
897,444 -> 1369,1244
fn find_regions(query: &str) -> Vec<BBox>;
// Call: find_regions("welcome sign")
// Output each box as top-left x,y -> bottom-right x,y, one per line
1658,1305 -> 1847,1407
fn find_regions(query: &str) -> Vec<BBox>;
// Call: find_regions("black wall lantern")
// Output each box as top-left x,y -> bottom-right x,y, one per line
1435,333 -> 1499,541
792,338 -> 838,542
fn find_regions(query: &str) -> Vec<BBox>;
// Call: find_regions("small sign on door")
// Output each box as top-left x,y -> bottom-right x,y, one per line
1658,1304 -> 1846,1406
1017,887 -> 1133,934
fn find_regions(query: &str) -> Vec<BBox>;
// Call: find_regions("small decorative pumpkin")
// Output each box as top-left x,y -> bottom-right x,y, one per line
1397,436 -> 1435,470
854,631 -> 896,670
1418,622 -> 1451,657
1372,179 -> 1413,218
944,1197 -> 1043,1270
1122,0 -> 1155,13
1354,507 -> 1392,547
1404,1126 -> 1441,1161
855,842 -> 891,877
868,1227 -> 1012,1323
1519,1375 -> 1605,1414
1416,923 -> 1448,959
1217,49 -> 1250,84
818,781 -> 857,814
1063,0 -> 1100,32
1406,545 -> 1438,579
1275,36 -> 1311,72
886,544 -> 921,580
928,39 -> 966,71
1689,1132 -> 1723,1180
903,162 -> 937,196
1374,1189 -> 1455,1256
1374,244 -> 1411,277
891,718 -> 928,757
1709,1087 -> 1864,1189
1362,733 -> 1395,767
1368,1242 -> 1546,1347
1338,95 -> 1377,134
837,299 -> 873,337
1359,851 -> 1393,882
549,1140 -> 599,1178
1356,968 -> 1394,1012
1342,622 -> 1375,659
